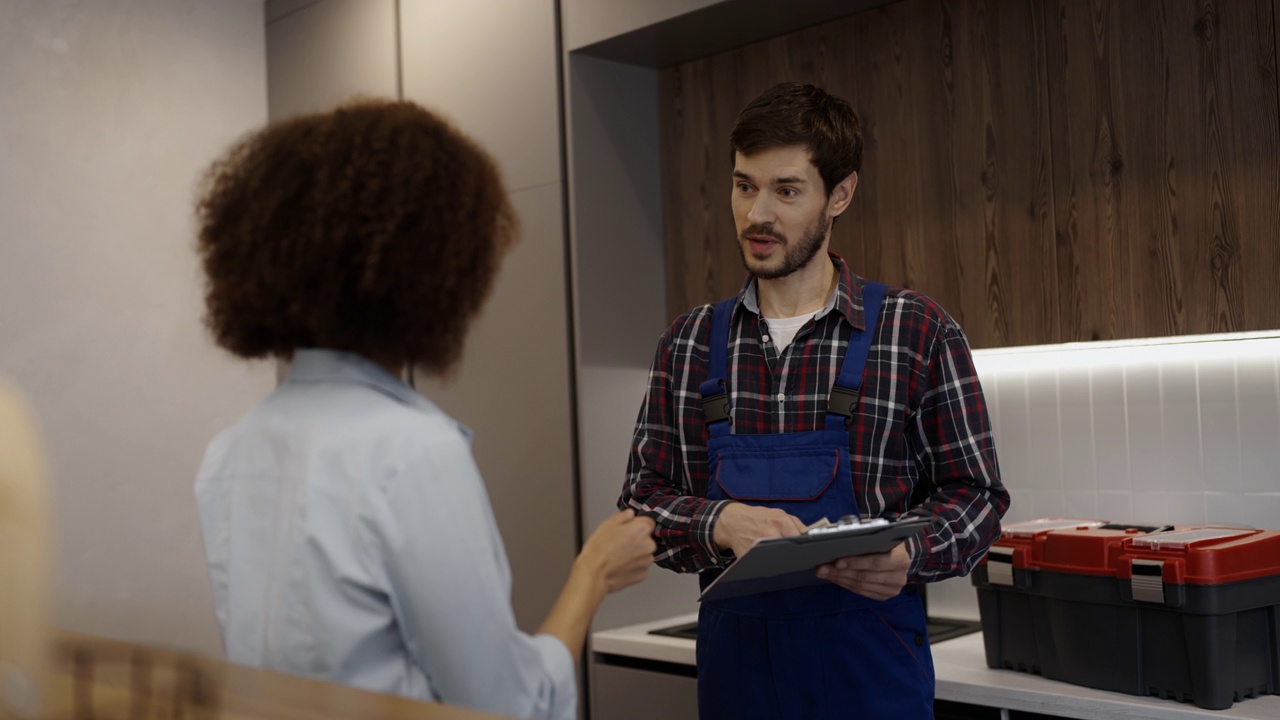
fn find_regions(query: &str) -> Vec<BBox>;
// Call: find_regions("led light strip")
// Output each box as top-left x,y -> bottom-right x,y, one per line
971,331 -> 1280,375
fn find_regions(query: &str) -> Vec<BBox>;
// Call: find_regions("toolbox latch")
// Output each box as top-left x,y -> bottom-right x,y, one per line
987,547 -> 1015,586
1131,559 -> 1165,604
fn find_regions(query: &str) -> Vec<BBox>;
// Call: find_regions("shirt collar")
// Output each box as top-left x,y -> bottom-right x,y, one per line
735,252 -> 869,330
285,349 -> 467,435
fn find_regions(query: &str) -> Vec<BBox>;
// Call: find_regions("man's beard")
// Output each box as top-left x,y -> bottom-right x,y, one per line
737,212 -> 830,280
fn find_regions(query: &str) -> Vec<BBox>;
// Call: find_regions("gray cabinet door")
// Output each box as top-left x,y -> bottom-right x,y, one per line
592,662 -> 698,720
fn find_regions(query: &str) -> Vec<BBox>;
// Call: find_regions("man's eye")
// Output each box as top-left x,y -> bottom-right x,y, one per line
780,188 -> 798,198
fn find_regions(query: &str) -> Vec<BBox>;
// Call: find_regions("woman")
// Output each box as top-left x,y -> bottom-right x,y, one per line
192,99 -> 655,720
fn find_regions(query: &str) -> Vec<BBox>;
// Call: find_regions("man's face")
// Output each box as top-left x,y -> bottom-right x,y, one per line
731,145 -> 831,280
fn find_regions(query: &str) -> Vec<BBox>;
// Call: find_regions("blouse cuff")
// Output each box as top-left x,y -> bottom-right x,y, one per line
530,633 -> 579,720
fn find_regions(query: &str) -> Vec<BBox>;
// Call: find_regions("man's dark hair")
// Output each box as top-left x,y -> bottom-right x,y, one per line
729,82 -> 863,196
196,98 -> 516,375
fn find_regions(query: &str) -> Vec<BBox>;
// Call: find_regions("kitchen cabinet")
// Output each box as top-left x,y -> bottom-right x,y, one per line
1044,0 -> 1280,344
591,661 -> 697,720
659,0 -> 1280,348
591,613 -> 699,719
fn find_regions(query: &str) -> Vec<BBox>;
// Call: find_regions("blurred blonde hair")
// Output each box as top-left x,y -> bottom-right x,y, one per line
0,380 -> 52,719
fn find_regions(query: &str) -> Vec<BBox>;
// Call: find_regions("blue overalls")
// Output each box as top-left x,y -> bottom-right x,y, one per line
694,282 -> 934,720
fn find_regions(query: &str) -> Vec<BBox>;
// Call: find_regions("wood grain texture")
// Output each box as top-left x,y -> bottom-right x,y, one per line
661,0 -> 1058,348
661,0 -> 1280,346
1240,0 -> 1280,332
1045,0 -> 1280,342
1041,0 -> 1124,342
847,0 -> 1058,348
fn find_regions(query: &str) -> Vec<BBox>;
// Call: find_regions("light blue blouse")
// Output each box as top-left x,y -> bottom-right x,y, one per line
195,349 -> 576,719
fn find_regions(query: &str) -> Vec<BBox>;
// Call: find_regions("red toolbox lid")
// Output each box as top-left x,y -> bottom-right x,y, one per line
1034,523 -> 1164,577
983,515 -> 1116,571
987,519 -> 1179,576
1118,527 -> 1280,585
1001,517 -> 1108,539
985,518 -> 1107,571
993,522 -> 1280,584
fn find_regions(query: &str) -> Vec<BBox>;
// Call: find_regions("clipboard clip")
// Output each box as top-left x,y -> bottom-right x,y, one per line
804,515 -> 890,536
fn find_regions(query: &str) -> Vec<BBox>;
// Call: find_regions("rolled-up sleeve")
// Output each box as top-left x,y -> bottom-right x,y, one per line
620,316 -> 734,574
903,319 -> 1009,582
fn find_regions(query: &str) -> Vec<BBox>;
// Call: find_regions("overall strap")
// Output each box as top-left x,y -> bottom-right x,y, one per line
699,297 -> 738,438
825,281 -> 887,430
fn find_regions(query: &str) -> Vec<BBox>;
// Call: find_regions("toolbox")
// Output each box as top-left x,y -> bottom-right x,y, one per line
971,518 -> 1280,710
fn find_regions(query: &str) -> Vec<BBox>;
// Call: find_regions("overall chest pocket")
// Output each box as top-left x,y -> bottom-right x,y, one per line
712,446 -> 843,502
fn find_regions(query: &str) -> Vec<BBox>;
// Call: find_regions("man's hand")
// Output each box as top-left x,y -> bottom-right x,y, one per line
713,502 -> 807,558
816,542 -> 911,600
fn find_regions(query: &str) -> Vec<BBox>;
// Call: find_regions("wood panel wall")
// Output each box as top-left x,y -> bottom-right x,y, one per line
660,0 -> 1280,348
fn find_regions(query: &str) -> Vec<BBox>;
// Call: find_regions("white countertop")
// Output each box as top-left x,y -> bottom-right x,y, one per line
593,612 -> 699,666
591,614 -> 1280,720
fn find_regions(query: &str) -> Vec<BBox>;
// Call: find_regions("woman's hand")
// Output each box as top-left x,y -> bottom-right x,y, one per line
578,510 -> 657,594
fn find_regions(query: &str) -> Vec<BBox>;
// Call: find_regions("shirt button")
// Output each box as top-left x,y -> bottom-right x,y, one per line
762,334 -> 770,343
914,634 -> 925,647
775,393 -> 785,402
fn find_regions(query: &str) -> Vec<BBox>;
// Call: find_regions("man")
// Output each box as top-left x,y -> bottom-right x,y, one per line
620,82 -> 1010,719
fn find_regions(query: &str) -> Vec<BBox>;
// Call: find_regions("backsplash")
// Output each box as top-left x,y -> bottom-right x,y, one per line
927,332 -> 1280,620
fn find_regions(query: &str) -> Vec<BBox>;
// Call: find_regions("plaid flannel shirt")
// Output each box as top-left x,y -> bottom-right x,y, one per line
620,253 -> 1009,582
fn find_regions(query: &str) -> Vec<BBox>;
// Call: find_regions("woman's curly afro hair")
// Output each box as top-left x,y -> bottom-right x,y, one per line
196,98 -> 516,375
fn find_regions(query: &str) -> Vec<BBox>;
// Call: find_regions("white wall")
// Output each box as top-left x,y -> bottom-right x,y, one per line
0,0 -> 272,656
979,337 -> 1280,530
926,334 -> 1280,620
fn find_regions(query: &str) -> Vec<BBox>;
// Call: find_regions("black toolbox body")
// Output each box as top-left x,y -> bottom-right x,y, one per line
972,520 -> 1280,710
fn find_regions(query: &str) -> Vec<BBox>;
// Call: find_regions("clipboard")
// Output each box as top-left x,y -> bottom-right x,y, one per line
698,516 -> 933,602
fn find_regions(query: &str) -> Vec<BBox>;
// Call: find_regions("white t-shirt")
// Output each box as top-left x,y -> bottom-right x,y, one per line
762,312 -> 813,353
758,280 -> 841,353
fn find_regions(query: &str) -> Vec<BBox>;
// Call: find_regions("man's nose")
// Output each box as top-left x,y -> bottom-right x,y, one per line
747,194 -> 774,225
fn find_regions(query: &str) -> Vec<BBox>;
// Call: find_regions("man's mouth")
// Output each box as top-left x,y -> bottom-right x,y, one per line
745,234 -> 783,255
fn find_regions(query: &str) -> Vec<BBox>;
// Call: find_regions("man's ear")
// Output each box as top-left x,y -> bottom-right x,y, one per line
827,172 -> 858,218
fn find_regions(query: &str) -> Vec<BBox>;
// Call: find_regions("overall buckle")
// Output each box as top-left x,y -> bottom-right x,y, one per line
826,385 -> 861,424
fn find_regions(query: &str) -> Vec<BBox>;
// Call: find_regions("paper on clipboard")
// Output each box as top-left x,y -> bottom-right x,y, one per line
698,516 -> 932,602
